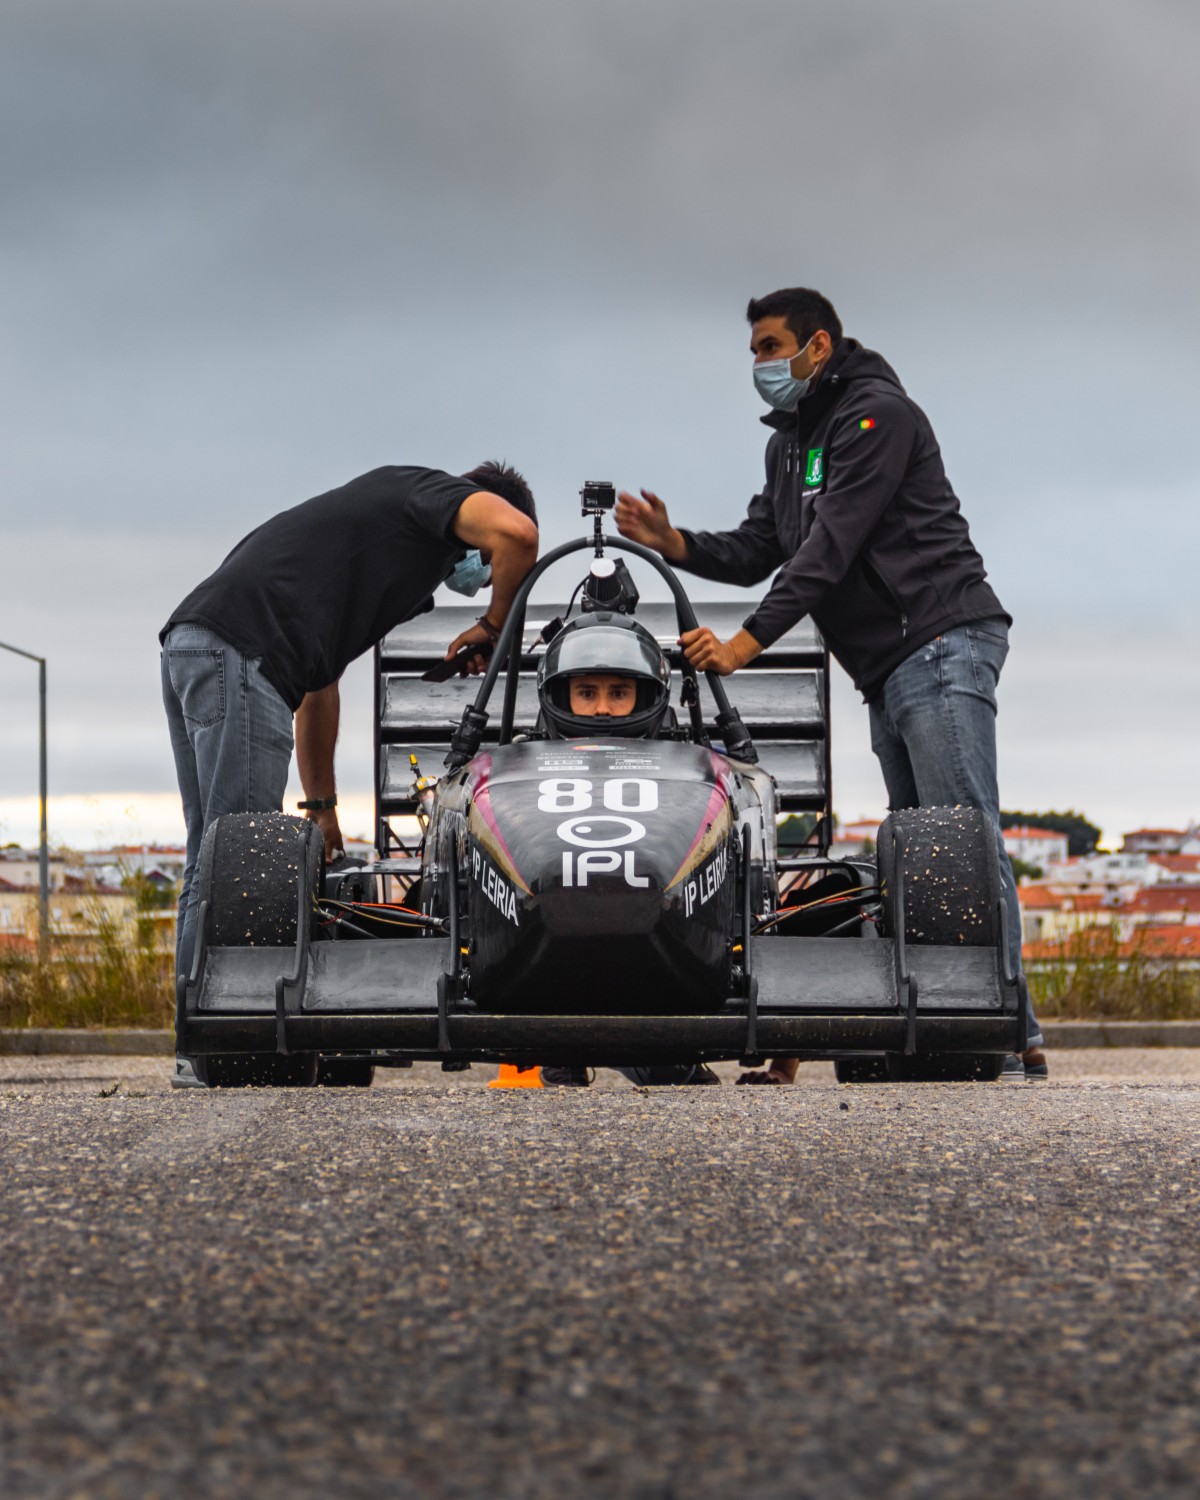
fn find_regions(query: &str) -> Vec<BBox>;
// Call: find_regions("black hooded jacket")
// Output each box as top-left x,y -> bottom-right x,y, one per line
676,340 -> 1009,701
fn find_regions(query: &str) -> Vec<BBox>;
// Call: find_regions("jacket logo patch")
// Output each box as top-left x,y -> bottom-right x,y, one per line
859,418 -> 876,430
805,448 -> 825,486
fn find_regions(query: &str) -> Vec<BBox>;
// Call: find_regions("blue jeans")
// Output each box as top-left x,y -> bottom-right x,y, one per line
161,625 -> 295,984
867,619 -> 1041,1047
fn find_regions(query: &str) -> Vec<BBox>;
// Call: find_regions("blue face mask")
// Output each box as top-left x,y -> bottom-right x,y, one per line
753,336 -> 819,412
446,549 -> 492,597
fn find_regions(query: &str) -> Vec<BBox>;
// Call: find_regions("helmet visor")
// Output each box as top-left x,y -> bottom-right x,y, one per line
545,625 -> 667,683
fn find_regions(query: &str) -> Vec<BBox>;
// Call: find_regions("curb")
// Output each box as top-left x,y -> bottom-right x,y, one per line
4,1022 -> 1200,1055
1,1029 -> 174,1057
1041,1021 -> 1200,1050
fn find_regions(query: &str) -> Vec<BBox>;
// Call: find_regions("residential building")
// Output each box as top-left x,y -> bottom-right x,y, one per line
1002,826 -> 1069,867
0,873 -> 142,949
1122,828 -> 1190,856
0,847 -> 69,891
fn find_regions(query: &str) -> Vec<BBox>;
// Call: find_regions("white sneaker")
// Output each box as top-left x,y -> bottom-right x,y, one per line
171,1055 -> 207,1089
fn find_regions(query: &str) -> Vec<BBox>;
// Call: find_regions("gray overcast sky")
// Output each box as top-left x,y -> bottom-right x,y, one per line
1,0 -> 1197,845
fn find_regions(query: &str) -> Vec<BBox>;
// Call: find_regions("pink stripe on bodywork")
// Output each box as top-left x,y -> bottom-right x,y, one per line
665,753 -> 734,891
467,758 -> 531,894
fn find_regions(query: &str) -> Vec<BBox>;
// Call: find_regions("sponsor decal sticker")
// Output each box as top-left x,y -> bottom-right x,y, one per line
471,846 -> 520,925
682,841 -> 731,918
804,448 -> 825,485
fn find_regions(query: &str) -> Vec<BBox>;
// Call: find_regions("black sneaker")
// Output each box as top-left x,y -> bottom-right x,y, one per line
1000,1049 -> 1049,1081
540,1065 -> 591,1087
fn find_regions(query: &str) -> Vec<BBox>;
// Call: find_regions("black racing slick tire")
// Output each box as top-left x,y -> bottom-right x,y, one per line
884,1052 -> 1005,1083
193,813 -> 323,1088
317,1058 -> 376,1087
197,812 -> 324,948
199,1053 -> 321,1088
834,1057 -> 890,1084
877,805 -> 1001,949
877,807 -> 1006,1083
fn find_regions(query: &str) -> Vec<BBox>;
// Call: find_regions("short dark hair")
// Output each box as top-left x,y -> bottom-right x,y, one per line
463,460 -> 537,525
746,288 -> 843,346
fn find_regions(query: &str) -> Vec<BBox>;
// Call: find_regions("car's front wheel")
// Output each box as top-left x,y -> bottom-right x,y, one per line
191,812 -> 325,1089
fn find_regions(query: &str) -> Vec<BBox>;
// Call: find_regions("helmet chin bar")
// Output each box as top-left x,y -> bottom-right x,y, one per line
443,532 -> 758,771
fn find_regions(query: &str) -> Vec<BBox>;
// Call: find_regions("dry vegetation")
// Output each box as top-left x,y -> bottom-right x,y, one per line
0,901 -> 173,1030
2,901 -> 1198,1030
1027,929 -> 1200,1020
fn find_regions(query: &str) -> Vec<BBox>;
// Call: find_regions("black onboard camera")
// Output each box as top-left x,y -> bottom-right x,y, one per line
579,480 -> 639,616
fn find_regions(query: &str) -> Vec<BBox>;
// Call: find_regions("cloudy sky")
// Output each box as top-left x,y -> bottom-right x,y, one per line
1,0 -> 1197,849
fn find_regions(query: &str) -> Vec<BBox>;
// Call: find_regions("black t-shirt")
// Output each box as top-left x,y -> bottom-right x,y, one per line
162,466 -> 476,710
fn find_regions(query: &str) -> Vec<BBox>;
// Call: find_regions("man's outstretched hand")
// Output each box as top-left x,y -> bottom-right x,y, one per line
680,626 -> 763,678
615,489 -> 688,563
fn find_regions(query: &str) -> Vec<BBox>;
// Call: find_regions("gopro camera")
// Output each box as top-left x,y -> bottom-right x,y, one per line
580,480 -> 617,516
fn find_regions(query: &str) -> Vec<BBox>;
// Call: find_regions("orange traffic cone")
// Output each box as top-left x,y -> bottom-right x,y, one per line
488,1064 -> 543,1089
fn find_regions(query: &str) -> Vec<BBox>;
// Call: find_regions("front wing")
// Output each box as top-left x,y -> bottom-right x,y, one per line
180,932 -> 1025,1063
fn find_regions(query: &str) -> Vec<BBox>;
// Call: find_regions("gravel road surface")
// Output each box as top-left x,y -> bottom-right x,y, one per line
3,1055 -> 1199,1498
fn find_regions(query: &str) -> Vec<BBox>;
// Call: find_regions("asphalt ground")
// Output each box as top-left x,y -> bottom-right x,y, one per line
3,1055 -> 1200,1499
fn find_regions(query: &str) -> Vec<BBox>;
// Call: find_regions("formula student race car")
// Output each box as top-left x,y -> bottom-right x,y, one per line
178,482 -> 1029,1087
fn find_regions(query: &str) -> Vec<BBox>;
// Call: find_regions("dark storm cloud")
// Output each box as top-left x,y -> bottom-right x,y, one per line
1,0 -> 1197,831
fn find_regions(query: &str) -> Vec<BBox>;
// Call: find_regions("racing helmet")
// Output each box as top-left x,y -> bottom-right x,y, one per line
537,613 -> 671,739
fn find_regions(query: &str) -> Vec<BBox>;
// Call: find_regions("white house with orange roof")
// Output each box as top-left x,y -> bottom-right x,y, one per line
1017,884 -> 1111,944
1146,853 -> 1200,885
1002,826 -> 1069,868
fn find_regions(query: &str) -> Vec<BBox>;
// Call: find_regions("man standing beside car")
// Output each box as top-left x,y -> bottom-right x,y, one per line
615,287 -> 1044,1080
160,461 -> 538,1005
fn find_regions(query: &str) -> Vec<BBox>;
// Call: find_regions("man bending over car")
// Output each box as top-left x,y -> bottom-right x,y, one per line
160,461 -> 538,1009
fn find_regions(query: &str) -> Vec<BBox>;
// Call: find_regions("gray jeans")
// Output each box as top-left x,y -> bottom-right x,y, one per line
868,619 -> 1041,1048
161,625 -> 294,982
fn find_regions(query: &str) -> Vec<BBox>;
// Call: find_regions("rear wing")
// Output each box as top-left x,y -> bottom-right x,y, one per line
375,603 -> 830,852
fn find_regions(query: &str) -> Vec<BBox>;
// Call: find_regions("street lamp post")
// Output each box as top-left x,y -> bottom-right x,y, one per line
0,641 -> 49,965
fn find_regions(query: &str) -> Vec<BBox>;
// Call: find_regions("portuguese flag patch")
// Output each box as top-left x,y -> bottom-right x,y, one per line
859,418 -> 876,430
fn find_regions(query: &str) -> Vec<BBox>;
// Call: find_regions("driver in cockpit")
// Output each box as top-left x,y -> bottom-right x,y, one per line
535,613 -> 673,738
534,614 -> 721,1089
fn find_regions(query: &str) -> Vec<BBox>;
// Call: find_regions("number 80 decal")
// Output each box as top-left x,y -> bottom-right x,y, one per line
537,779 -> 657,888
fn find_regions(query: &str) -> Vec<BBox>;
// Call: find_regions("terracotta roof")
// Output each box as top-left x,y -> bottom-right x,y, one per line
1150,855 -> 1200,875
101,844 -> 186,856
1123,828 -> 1187,839
1018,886 -> 1107,911
1004,827 -> 1068,841
1121,886 -> 1200,916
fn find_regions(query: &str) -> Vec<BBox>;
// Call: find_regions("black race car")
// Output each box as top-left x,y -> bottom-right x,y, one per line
178,498 -> 1028,1087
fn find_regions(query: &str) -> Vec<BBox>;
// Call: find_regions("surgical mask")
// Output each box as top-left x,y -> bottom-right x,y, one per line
753,336 -> 819,412
446,549 -> 492,596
